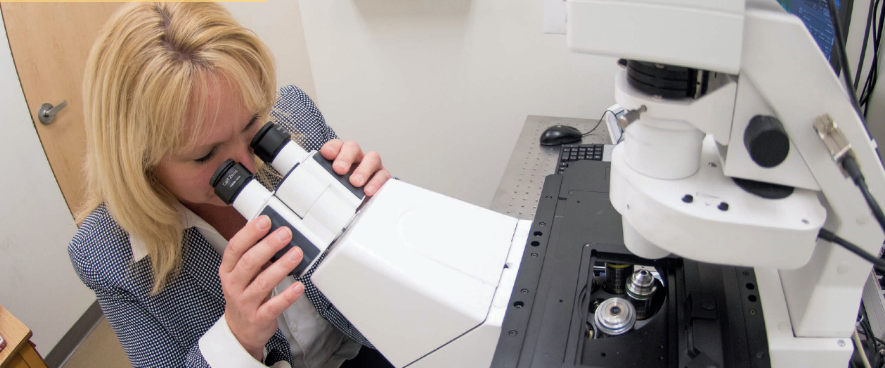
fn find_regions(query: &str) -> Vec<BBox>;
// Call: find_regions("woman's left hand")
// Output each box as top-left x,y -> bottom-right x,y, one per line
320,139 -> 391,196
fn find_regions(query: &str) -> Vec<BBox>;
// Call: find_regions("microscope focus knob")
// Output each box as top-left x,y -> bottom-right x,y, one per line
744,115 -> 790,168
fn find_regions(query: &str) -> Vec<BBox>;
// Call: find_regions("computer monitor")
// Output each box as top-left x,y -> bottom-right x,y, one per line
777,0 -> 855,73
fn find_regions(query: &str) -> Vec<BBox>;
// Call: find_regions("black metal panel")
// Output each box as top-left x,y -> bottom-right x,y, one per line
491,174 -> 563,368
492,159 -> 771,368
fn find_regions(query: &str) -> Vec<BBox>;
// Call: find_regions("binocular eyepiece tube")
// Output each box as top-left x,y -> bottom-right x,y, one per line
210,121 -> 369,277
210,158 -> 326,276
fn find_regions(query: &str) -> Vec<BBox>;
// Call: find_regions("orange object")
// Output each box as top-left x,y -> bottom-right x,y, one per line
0,303 -> 47,368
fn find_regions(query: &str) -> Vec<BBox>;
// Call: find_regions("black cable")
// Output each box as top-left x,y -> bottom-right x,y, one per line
866,313 -> 883,368
819,228 -> 885,271
583,110 -> 614,137
859,0 -> 883,118
843,155 -> 885,233
859,316 -> 876,367
855,0 -> 876,89
828,0 -> 868,124
827,2 -> 885,236
862,304 -> 882,368
861,0 -> 884,117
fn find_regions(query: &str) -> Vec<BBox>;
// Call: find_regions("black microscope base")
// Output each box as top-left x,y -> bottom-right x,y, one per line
490,160 -> 772,368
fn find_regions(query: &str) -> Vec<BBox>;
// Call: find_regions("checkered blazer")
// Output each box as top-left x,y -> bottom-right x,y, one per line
69,85 -> 371,367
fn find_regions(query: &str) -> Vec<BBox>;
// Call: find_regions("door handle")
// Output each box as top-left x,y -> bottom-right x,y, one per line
38,100 -> 67,125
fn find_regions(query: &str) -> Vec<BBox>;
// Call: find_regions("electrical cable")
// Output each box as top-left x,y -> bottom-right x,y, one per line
818,228 -> 885,272
860,0 -> 884,117
857,328 -> 875,368
826,1 -> 885,238
828,0 -> 868,124
842,155 -> 885,233
862,304 -> 884,368
583,110 -> 614,137
860,306 -> 878,368
856,0 -> 876,90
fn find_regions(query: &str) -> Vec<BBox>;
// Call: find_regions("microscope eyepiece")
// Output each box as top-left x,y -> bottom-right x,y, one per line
211,158 -> 254,205
251,122 -> 292,164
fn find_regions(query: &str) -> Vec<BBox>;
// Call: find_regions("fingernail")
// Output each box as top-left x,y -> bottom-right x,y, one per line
352,174 -> 364,184
336,161 -> 347,169
276,227 -> 291,241
256,216 -> 270,230
293,282 -> 304,293
365,185 -> 376,194
288,247 -> 302,262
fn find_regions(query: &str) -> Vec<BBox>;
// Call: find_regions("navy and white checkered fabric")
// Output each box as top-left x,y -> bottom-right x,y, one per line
69,85 -> 372,367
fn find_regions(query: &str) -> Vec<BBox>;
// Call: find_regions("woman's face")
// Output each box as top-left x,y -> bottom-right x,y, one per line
153,75 -> 263,208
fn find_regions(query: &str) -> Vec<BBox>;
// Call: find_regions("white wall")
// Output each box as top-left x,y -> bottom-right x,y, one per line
223,1 -> 318,101
299,0 -> 620,207
0,13 -> 94,353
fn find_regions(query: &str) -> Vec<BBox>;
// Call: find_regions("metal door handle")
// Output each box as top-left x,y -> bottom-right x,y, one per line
38,100 -> 67,125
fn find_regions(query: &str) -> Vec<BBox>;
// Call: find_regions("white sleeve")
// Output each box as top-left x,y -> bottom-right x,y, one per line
199,314 -> 291,368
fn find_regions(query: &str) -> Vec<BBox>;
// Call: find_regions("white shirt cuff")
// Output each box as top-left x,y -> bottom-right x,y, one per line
199,314 -> 291,368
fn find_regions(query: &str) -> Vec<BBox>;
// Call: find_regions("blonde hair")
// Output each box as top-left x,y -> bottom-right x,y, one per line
80,3 -> 277,293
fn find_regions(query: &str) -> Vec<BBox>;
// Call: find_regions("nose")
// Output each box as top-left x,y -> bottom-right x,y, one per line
233,137 -> 257,173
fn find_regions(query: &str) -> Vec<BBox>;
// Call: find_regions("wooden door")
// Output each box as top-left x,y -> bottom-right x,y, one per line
1,3 -> 123,219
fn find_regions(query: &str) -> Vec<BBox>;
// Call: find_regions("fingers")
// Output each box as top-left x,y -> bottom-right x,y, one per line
350,151 -> 382,188
228,227 -> 292,292
221,216 -> 272,274
258,281 -> 304,321
331,141 -> 364,175
319,139 -> 390,195
244,246 -> 303,301
320,139 -> 343,161
364,168 -> 391,196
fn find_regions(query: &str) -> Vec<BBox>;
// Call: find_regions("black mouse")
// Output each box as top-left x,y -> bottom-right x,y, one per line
540,125 -> 583,146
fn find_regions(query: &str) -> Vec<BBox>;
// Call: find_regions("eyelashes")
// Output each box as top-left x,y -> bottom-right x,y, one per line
193,113 -> 260,164
194,149 -> 216,164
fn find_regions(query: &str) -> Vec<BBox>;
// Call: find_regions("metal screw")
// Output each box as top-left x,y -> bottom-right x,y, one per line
521,288 -> 529,294
838,340 -> 846,347
531,253 -> 538,258
750,309 -> 757,315
718,202 -> 729,211
682,195 -> 694,203
509,330 -> 518,336
709,162 -> 718,168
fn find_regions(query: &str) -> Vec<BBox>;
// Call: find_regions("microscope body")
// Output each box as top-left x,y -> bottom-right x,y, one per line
209,1 -> 885,365
214,123 -> 528,368
567,0 -> 885,366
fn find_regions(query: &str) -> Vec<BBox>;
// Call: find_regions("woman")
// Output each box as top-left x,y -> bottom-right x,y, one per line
68,3 -> 391,367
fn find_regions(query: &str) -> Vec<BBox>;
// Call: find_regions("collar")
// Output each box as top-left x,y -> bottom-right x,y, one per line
130,203 -> 228,262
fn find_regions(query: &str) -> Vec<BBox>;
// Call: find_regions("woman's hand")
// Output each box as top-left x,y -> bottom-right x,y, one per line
219,216 -> 304,361
320,140 -> 391,196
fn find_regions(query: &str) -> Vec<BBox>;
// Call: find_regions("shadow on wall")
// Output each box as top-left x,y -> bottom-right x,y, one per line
352,0 -> 474,26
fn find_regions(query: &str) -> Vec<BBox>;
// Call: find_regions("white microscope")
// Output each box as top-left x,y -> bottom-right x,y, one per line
568,0 -> 885,365
211,0 -> 885,366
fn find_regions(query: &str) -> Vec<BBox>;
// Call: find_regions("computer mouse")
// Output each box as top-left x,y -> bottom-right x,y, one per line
540,125 -> 583,146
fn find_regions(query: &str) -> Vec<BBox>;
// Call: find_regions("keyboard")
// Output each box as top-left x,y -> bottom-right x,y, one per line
556,144 -> 606,174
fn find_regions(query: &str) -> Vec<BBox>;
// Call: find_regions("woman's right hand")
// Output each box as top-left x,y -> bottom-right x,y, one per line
219,215 -> 304,361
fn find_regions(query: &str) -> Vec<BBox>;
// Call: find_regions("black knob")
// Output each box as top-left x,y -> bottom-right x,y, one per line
744,115 -> 790,168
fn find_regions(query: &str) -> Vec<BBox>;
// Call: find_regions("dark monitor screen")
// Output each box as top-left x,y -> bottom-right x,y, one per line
777,0 -> 854,71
